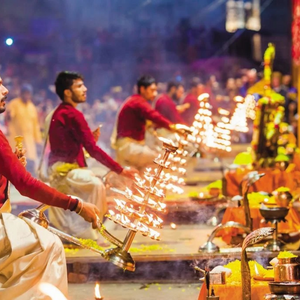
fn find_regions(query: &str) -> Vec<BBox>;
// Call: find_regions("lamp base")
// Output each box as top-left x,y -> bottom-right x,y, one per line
198,241 -> 220,253
103,247 -> 135,272
264,239 -> 285,252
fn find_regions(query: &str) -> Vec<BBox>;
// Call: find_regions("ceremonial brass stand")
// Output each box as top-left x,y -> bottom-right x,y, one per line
199,171 -> 265,253
103,138 -> 178,271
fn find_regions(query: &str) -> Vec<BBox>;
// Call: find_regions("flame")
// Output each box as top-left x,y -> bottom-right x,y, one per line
234,95 -> 244,102
114,199 -> 126,208
218,108 -> 230,116
198,93 -> 209,101
39,283 -> 67,300
108,210 -> 115,216
199,192 -> 204,198
125,187 -> 133,197
170,223 -> 177,229
254,263 -> 259,276
95,283 -> 102,299
148,228 -> 160,240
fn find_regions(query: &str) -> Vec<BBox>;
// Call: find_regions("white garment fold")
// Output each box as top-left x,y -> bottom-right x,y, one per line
0,213 -> 68,300
48,165 -> 106,240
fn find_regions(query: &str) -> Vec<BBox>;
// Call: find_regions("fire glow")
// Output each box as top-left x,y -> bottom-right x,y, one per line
94,283 -> 103,300
170,223 -> 177,230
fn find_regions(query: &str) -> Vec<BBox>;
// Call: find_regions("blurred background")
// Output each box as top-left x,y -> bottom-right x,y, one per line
0,0 -> 293,151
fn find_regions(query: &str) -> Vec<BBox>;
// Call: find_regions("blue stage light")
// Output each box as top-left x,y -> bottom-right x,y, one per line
5,38 -> 14,46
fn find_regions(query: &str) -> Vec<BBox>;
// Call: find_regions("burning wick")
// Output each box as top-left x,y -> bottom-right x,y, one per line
170,223 -> 177,230
95,283 -> 103,300
254,263 -> 259,276
199,192 -> 204,198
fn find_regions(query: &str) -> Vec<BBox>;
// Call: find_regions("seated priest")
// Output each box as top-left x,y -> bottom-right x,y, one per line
44,71 -> 137,243
0,75 -> 101,299
111,75 -> 181,170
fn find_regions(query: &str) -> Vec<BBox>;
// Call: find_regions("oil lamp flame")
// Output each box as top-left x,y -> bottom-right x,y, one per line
125,187 -> 133,197
94,283 -> 103,300
108,210 -> 115,216
254,263 -> 259,276
170,223 -> 177,229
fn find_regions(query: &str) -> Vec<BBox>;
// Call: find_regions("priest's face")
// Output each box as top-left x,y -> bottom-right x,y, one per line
69,79 -> 87,103
175,85 -> 185,101
0,77 -> 9,114
140,83 -> 157,102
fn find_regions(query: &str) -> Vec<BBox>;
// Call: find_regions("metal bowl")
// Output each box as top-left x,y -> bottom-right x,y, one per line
275,191 -> 293,207
259,207 -> 289,220
269,282 -> 300,295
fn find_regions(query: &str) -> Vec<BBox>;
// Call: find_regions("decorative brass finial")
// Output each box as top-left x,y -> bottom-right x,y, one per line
14,136 -> 24,152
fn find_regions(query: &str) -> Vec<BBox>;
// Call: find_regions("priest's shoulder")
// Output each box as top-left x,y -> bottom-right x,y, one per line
0,130 -> 10,145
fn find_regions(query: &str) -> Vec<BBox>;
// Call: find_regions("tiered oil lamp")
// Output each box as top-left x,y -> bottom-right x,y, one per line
159,125 -> 193,194
191,93 -> 213,147
100,137 -> 179,271
190,94 -> 232,153
141,124 -> 193,195
213,108 -> 232,152
230,97 -> 249,133
244,94 -> 256,121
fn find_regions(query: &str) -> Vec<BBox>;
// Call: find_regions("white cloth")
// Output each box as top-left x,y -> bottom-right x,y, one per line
115,137 -> 158,169
48,164 -> 106,240
0,213 -> 68,300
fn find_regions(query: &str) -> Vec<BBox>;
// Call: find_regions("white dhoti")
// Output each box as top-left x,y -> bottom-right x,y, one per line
115,137 -> 158,169
155,128 -> 178,142
0,213 -> 68,300
48,163 -> 106,240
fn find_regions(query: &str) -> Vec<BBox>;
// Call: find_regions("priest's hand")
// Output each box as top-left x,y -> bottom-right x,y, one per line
76,202 -> 102,229
15,148 -> 27,167
92,127 -> 101,142
176,103 -> 190,113
121,167 -> 139,180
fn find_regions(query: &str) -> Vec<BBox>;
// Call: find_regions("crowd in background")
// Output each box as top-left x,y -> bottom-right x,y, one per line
0,64 -> 297,161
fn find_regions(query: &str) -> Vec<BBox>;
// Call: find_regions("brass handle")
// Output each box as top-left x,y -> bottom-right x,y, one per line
14,136 -> 24,158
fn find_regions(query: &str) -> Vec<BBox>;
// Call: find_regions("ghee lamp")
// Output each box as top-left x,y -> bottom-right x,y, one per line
95,283 -> 103,300
170,222 -> 177,230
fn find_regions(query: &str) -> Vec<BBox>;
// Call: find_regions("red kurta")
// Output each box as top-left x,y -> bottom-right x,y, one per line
181,93 -> 199,126
0,130 -> 77,209
155,94 -> 185,124
117,94 -> 172,141
49,103 -> 123,174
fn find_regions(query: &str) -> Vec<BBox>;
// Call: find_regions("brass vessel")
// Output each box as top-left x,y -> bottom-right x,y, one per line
274,257 -> 300,282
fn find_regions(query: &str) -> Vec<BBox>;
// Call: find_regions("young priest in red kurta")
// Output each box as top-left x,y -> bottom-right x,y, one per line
114,75 -> 177,168
46,71 -> 137,240
49,71 -> 136,178
0,76 -> 101,299
181,78 -> 206,126
155,81 -> 187,124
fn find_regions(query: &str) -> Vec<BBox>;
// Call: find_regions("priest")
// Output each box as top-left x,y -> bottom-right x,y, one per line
0,75 -> 101,299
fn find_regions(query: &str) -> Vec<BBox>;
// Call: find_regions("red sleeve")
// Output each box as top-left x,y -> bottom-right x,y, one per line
155,98 -> 168,117
70,110 -> 123,174
139,101 -> 172,128
156,97 -> 185,124
0,131 -> 77,210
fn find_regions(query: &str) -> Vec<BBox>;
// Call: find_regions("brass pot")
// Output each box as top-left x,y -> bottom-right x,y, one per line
269,282 -> 300,294
274,257 -> 300,282
275,191 -> 293,207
